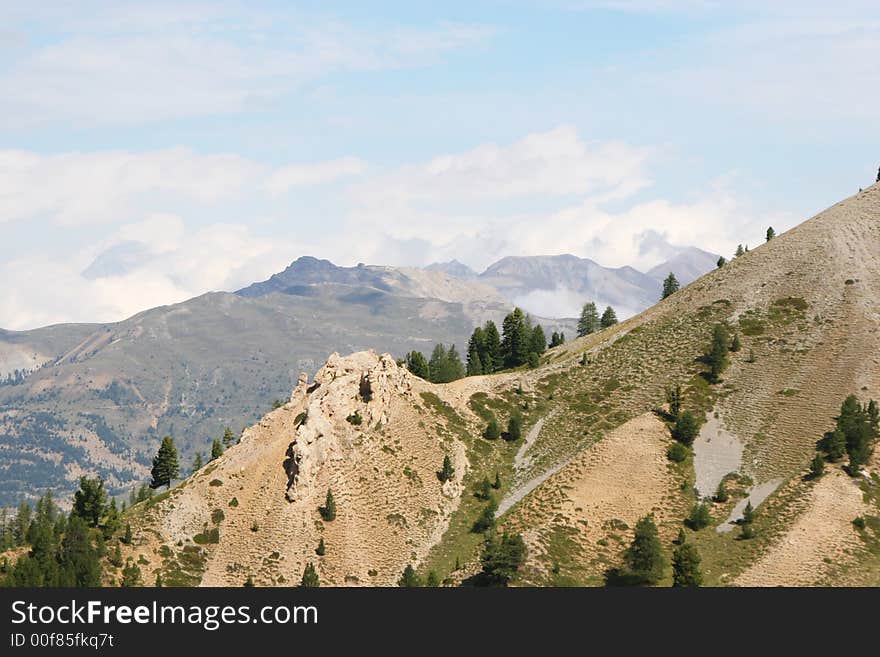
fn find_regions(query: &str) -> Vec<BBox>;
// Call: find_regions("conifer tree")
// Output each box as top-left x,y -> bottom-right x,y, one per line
661,272 -> 680,299
530,324 -> 547,355
315,538 -> 325,556
665,385 -> 682,419
731,332 -> 742,352
505,414 -> 522,442
122,523 -> 132,545
156,573 -> 163,587
826,428 -> 847,461
716,256 -> 727,268
809,453 -> 825,478
301,562 -> 320,587
672,411 -> 699,446
472,499 -> 498,533
120,559 -> 142,587
398,564 -> 421,587
742,500 -> 755,525
479,531 -> 526,586
319,489 -> 336,521
57,515 -> 102,587
482,321 -> 502,373
244,575 -> 255,587
150,436 -> 179,489
687,502 -> 712,530
623,514 -> 665,585
438,455 -> 455,483
466,343 -> 483,376
705,323 -> 730,383
191,452 -> 204,474
493,472 -> 502,490
222,427 -> 236,448
210,439 -> 223,461
404,350 -> 430,380
72,477 -> 107,527
600,306 -> 618,329
672,543 -> 703,587
766,227 -> 775,241
501,308 -> 530,368
577,302 -> 600,337
426,571 -> 440,587
483,418 -> 501,440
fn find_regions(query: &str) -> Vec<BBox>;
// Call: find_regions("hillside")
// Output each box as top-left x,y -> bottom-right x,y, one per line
0,259 -> 577,508
120,184 -> 880,587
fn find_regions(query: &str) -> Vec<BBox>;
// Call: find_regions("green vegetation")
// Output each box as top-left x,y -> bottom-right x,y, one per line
438,454 -> 455,483
150,436 -> 179,490
483,418 -> 501,440
476,532 -> 526,586
672,543 -> 703,587
686,502 -> 712,531
301,562 -> 320,587
319,489 -> 337,521
704,323 -> 730,383
398,564 -> 421,587
577,302 -> 600,337
346,410 -> 363,425
614,514 -> 665,586
671,411 -> 700,446
600,306 -> 618,329
505,414 -> 522,442
661,272 -> 680,299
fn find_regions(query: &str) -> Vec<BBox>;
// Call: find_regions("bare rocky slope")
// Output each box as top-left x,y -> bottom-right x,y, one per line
121,184 -> 880,586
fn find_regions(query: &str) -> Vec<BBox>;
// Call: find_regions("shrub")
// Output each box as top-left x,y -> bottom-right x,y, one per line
667,442 -> 689,462
209,479 -> 223,487
686,502 -> 712,531
505,414 -> 522,442
228,497 -> 239,507
346,410 -> 363,426
193,528 -> 220,544
483,418 -> 500,440
472,499 -> 498,534
211,509 -> 225,524
713,482 -> 729,503
853,516 -> 866,530
315,538 -> 326,556
319,489 -> 337,521
671,411 -> 700,446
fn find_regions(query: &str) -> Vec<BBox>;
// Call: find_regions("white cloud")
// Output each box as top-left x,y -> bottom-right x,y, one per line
265,157 -> 367,195
0,5 -> 495,125
0,148 -> 365,226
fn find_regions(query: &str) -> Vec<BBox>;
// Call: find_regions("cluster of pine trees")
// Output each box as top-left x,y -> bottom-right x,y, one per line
576,302 -> 617,337
404,307 -> 552,382
608,513 -> 703,587
816,394 -> 878,476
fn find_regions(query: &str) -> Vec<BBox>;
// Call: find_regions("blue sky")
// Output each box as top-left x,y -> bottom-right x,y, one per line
1,1 -> 878,329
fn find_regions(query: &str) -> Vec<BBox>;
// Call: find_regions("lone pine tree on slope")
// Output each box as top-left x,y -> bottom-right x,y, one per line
150,436 -> 179,490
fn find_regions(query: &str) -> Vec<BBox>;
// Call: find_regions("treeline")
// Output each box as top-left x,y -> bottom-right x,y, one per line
403,307 -> 560,383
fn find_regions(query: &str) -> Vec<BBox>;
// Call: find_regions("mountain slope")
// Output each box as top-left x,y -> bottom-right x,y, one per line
123,184 -> 880,586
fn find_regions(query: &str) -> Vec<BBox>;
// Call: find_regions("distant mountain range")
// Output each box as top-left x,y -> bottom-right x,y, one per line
0,248 -> 716,507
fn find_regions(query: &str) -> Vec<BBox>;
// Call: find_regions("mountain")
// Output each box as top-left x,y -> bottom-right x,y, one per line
646,246 -> 719,285
0,258 -> 573,508
424,260 -> 478,279
122,184 -> 880,587
479,254 -> 659,319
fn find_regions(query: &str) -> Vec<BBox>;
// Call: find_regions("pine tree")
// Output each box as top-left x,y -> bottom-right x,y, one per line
122,523 -> 132,545
426,571 -> 440,587
476,477 -> 492,501
742,500 -> 755,525
404,350 -> 430,380
150,436 -> 179,489
505,414 -> 522,441
661,272 -> 680,299
731,332 -> 742,352
483,418 -> 501,440
72,477 -> 107,527
398,564 -> 421,587
766,227 -> 775,241
445,344 -> 465,381
735,244 -> 745,257
713,481 -> 729,503
705,323 -> 730,383
438,455 -> 455,483
428,343 -> 447,383
191,452 -> 204,474
676,528 -> 686,545
57,515 -> 102,587
466,343 -> 483,376
716,256 -> 727,268
155,573 -> 163,587
210,439 -> 223,461
121,559 -> 142,587
623,514 -> 665,585
493,472 -> 502,490
687,502 -> 712,530
102,497 -> 120,538
472,499 -> 497,533
665,385 -> 682,419
577,302 -> 600,337
482,321 -> 502,373
809,453 -> 825,478
826,428 -> 846,461
530,324 -> 547,355
222,427 -> 236,448
672,543 -> 703,587
301,562 -> 320,587
672,411 -> 699,446
479,531 -> 526,586
501,308 -> 530,368
319,489 -> 336,521
315,538 -> 325,556
600,306 -> 618,329
109,543 -> 123,568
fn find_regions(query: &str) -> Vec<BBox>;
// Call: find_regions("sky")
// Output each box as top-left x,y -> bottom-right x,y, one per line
1,0 -> 878,330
